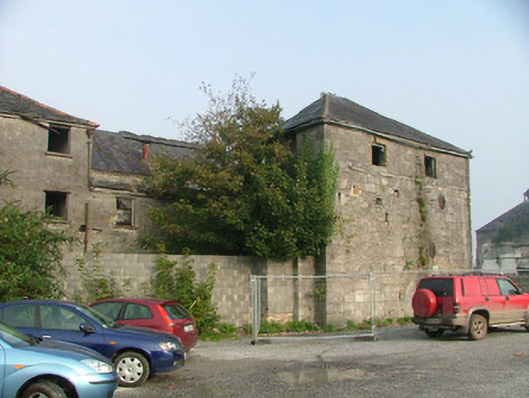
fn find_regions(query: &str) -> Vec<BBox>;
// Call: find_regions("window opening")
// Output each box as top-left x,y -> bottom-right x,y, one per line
47,124 -> 70,154
425,155 -> 437,178
45,191 -> 68,220
371,144 -> 386,166
116,197 -> 134,226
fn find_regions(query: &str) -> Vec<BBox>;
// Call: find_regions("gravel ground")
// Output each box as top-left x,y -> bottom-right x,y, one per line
115,326 -> 529,397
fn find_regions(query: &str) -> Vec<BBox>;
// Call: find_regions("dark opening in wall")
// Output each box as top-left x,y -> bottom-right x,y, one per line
116,197 -> 134,226
48,124 -> 70,154
45,191 -> 68,220
372,144 -> 386,166
425,155 -> 437,178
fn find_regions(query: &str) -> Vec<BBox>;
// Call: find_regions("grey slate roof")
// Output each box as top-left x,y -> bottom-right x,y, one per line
284,93 -> 469,156
477,198 -> 529,233
92,130 -> 195,175
0,85 -> 98,127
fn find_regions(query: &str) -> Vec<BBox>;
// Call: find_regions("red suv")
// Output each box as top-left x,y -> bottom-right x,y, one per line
412,274 -> 529,340
91,298 -> 198,351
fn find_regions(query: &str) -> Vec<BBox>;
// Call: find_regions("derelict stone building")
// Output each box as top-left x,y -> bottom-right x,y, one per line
284,93 -> 473,274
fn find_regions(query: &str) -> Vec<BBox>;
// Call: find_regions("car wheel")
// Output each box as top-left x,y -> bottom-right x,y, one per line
469,314 -> 487,340
114,351 -> 150,388
425,329 -> 445,338
21,380 -> 67,398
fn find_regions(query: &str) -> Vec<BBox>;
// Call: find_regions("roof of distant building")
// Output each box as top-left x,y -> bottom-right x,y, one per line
0,85 -> 98,127
92,130 -> 195,175
284,93 -> 469,156
477,195 -> 529,234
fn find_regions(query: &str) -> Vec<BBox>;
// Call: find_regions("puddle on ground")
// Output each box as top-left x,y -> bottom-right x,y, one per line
278,368 -> 370,386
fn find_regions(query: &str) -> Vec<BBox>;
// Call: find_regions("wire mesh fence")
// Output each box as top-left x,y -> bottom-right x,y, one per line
250,269 -> 529,344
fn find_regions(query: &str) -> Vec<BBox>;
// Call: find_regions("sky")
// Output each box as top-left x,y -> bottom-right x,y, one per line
1,0 -> 528,256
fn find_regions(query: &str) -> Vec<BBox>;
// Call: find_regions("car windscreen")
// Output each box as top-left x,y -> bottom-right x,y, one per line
162,304 -> 192,320
418,278 -> 454,297
0,322 -> 33,347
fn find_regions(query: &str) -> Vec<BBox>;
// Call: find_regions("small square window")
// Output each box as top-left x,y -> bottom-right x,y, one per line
116,197 -> 134,226
47,124 -> 70,154
425,155 -> 437,178
45,191 -> 68,220
372,144 -> 386,166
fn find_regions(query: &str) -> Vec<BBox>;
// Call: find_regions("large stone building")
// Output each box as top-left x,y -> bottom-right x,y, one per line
1,86 -> 473,324
476,189 -> 529,274
284,93 -> 473,273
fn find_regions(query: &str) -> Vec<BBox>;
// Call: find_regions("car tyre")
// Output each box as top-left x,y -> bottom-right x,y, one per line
424,329 -> 445,338
468,314 -> 487,340
114,351 -> 150,388
21,380 -> 67,398
412,289 -> 438,317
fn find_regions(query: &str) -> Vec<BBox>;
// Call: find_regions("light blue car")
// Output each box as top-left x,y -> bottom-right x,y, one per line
0,322 -> 117,398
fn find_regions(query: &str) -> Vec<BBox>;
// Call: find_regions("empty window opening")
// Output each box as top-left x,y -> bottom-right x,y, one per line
47,124 -> 70,154
372,144 -> 386,166
425,155 -> 437,178
45,191 -> 68,220
116,197 -> 134,226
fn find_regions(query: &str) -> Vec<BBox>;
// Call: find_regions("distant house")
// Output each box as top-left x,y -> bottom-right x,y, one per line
0,86 -> 192,254
476,189 -> 529,274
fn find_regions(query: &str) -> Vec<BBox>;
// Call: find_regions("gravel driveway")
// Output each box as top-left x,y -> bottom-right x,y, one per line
115,326 -> 529,397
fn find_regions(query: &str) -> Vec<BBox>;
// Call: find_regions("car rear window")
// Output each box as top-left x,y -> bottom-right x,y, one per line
418,278 -> 454,297
163,304 -> 192,320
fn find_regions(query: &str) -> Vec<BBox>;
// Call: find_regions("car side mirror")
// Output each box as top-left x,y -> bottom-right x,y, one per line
79,323 -> 96,334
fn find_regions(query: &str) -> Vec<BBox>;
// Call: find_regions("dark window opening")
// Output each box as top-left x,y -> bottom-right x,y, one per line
116,197 -> 134,226
372,144 -> 386,166
45,191 -> 68,220
47,124 -> 70,154
425,155 -> 437,178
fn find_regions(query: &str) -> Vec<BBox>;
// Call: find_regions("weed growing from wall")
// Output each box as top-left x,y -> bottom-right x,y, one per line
152,256 -> 221,335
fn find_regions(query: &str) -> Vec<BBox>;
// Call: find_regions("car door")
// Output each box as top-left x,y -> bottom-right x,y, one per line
37,304 -> 109,356
497,278 -> 527,323
479,277 -> 505,324
0,342 -> 5,397
119,303 -> 157,330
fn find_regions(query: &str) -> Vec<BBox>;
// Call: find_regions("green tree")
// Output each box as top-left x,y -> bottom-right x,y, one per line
145,77 -> 337,260
0,202 -> 73,301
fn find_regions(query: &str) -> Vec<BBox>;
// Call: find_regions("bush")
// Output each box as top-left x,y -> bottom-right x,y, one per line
0,202 -> 73,301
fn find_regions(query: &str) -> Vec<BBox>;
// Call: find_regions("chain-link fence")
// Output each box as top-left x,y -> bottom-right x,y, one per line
250,269 -> 529,344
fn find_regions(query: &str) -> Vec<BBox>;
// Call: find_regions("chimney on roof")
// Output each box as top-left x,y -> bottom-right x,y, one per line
142,143 -> 151,162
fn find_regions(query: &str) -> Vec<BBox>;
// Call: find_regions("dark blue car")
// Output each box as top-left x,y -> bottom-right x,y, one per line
0,300 -> 186,388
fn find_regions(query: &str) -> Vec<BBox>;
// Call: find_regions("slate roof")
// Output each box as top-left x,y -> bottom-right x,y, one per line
477,196 -> 529,233
284,93 -> 469,156
0,85 -> 98,127
92,130 -> 195,175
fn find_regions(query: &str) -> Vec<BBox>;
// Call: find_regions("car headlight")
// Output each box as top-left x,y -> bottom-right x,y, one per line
159,341 -> 178,351
81,359 -> 114,374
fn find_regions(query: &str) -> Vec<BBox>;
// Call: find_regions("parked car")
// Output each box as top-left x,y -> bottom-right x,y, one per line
0,321 -> 117,398
0,300 -> 186,387
412,274 -> 529,340
91,298 -> 198,351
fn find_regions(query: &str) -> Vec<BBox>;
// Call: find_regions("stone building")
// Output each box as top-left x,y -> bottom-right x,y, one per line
476,189 -> 529,274
284,93 -> 473,273
0,86 -> 192,255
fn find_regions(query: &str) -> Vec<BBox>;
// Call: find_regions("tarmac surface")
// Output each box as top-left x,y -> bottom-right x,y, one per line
115,325 -> 529,397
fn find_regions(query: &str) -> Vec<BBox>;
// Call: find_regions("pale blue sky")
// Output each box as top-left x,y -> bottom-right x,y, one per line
1,0 -> 528,256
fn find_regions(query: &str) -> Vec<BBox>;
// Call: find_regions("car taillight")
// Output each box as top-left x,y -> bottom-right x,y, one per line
158,305 -> 175,327
453,303 -> 460,314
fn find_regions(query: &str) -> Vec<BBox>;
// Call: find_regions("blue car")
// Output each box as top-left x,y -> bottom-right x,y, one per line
0,300 -> 185,388
0,322 -> 117,398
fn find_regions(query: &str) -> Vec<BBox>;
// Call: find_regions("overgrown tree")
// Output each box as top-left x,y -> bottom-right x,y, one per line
145,77 -> 337,260
0,202 -> 73,301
